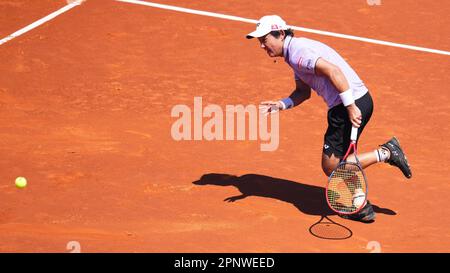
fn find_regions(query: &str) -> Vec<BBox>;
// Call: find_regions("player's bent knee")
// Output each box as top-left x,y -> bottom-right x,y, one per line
322,153 -> 340,176
321,164 -> 333,176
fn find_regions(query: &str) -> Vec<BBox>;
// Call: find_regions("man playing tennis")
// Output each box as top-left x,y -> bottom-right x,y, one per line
248,15 -> 412,222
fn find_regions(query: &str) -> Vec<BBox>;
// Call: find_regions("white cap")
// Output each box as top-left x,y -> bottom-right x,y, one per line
246,15 -> 288,39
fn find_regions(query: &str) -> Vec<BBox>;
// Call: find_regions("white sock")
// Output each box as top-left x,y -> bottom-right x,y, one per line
374,148 -> 390,162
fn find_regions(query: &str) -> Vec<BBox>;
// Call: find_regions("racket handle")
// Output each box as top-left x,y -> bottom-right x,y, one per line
351,126 -> 358,141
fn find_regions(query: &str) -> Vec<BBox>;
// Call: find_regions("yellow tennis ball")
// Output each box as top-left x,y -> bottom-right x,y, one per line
15,177 -> 27,189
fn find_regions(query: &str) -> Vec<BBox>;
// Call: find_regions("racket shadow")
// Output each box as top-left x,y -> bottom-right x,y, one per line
309,216 -> 353,240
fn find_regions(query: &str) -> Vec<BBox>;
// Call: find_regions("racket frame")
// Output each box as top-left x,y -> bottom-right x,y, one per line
325,127 -> 369,215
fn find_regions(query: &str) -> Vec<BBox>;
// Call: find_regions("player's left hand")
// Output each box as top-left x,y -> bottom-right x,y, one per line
346,104 -> 362,128
259,101 -> 283,116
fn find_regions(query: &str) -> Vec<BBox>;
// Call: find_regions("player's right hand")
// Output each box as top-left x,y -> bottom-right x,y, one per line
259,101 -> 283,116
346,103 -> 362,128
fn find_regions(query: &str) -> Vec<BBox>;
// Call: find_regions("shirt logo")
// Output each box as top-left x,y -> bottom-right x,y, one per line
306,59 -> 314,70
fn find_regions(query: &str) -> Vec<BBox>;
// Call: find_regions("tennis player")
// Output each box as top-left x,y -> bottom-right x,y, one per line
248,15 -> 412,222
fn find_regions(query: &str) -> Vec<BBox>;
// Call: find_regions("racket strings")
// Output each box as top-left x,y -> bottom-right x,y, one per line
327,163 -> 366,213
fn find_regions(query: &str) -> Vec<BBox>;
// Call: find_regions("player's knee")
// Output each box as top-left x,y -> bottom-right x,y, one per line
321,159 -> 332,176
322,153 -> 339,176
321,164 -> 333,176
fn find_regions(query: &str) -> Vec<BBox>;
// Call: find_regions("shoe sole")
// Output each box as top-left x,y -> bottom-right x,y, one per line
339,213 -> 376,223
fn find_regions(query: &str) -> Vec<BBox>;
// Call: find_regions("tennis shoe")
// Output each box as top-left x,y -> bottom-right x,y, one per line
381,137 -> 412,179
339,200 -> 376,223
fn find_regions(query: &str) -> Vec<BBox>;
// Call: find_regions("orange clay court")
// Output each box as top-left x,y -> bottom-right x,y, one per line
0,0 -> 449,252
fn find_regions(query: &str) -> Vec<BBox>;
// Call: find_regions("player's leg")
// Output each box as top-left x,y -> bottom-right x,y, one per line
346,138 -> 412,178
321,152 -> 340,176
346,150 -> 384,169
323,92 -> 376,223
344,92 -> 411,178
322,151 -> 376,223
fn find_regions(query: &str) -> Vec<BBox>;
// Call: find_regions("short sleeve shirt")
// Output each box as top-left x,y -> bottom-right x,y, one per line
283,36 -> 368,109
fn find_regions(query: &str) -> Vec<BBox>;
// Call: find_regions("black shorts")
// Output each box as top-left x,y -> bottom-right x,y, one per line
323,92 -> 374,158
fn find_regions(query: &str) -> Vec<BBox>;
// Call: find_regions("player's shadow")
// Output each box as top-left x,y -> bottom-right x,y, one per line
193,173 -> 396,217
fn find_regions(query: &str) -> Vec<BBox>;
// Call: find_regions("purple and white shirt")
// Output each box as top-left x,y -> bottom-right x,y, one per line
283,36 -> 368,109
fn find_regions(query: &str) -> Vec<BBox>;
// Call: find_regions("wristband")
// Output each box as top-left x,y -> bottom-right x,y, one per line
279,97 -> 294,110
339,89 -> 354,107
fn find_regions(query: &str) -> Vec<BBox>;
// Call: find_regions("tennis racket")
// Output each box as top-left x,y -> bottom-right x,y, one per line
326,126 -> 368,215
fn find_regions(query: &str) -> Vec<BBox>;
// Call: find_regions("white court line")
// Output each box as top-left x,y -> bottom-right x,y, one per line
117,0 -> 450,56
0,0 -> 84,46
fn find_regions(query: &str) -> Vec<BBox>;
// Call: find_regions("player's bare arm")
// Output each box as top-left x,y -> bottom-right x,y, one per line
290,79 -> 311,106
259,79 -> 311,115
315,58 -> 362,128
